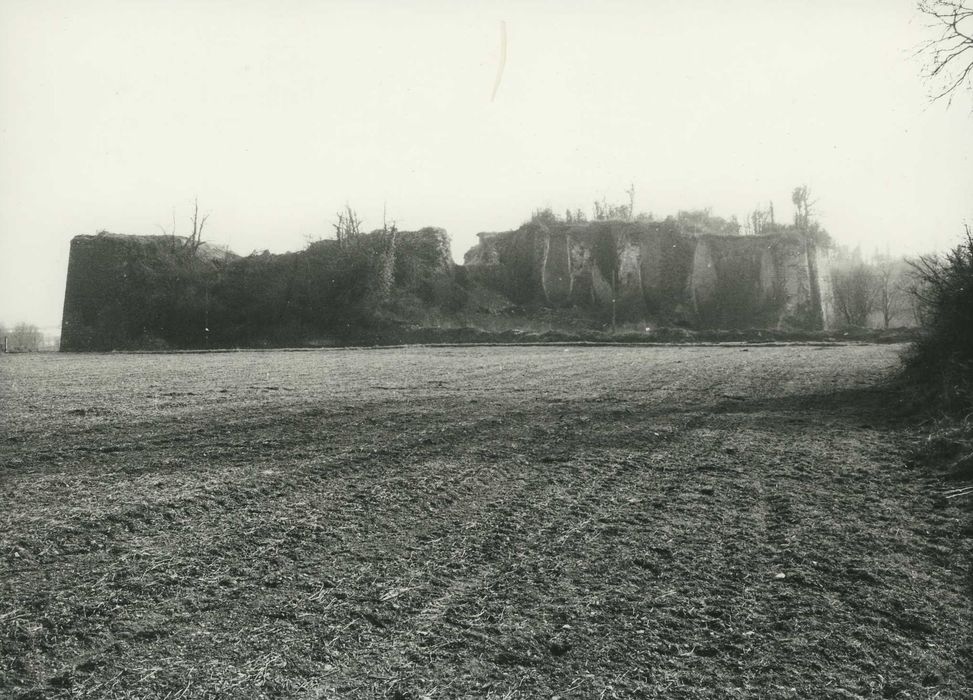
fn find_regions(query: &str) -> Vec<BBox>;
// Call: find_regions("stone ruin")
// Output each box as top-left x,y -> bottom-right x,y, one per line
464,220 -> 832,330
60,221 -> 832,350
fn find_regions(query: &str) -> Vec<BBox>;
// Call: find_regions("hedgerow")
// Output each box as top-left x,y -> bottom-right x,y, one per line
906,227 -> 973,413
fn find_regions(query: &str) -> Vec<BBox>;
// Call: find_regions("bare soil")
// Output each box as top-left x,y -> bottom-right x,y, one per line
1,345 -> 970,698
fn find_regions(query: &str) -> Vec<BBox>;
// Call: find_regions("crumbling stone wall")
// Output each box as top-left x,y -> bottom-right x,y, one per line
62,221 -> 833,352
60,233 -> 211,351
465,221 -> 832,329
61,228 -> 457,351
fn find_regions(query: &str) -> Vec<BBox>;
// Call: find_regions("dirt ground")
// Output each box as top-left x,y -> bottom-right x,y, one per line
1,344 -> 970,698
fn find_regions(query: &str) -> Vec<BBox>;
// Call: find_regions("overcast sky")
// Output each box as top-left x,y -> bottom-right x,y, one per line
1,0 -> 971,332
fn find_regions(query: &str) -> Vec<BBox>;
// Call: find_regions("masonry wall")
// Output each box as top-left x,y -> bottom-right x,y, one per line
62,222 -> 833,352
61,233 -> 191,351
465,221 -> 832,329
61,228 -> 457,351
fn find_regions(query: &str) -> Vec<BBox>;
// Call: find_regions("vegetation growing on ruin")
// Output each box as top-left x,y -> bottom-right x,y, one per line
62,226 -> 471,350
60,187 -> 940,352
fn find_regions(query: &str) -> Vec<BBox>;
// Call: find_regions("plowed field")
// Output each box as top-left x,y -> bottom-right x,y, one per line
1,345 -> 970,698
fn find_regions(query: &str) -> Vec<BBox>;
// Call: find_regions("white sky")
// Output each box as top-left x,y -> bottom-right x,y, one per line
1,0 -> 971,331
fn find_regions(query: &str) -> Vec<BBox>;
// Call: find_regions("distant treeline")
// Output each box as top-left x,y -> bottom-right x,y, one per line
0,323 -> 58,352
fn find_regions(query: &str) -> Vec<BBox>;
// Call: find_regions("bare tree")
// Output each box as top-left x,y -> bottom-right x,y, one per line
333,204 -> 363,247
873,252 -> 908,328
157,197 -> 208,256
918,1 -> 973,103
832,264 -> 880,327
187,196 -> 208,255
7,323 -> 43,352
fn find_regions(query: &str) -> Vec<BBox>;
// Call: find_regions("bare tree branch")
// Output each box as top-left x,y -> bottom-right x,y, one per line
185,196 -> 208,255
918,1 -> 973,103
333,204 -> 362,247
